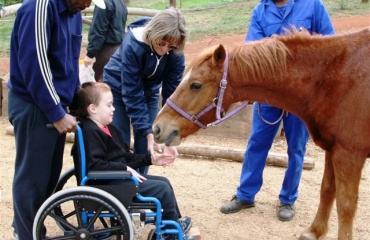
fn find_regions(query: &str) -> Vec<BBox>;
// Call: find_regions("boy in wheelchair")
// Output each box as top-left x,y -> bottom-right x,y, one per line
74,81 -> 194,240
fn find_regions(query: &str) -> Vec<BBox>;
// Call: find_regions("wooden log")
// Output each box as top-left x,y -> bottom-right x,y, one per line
82,6 -> 160,16
177,144 -> 315,170
5,125 -> 315,170
0,3 -> 21,18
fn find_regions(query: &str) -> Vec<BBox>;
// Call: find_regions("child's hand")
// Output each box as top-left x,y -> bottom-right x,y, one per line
152,153 -> 175,167
127,166 -> 147,183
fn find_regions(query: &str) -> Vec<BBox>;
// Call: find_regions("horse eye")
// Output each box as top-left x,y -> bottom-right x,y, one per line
190,83 -> 202,90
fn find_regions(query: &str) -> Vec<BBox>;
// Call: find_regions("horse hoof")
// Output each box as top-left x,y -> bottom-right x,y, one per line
298,231 -> 318,240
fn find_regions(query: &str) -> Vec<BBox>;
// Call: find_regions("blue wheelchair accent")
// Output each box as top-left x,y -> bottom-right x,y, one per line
32,125 -> 184,240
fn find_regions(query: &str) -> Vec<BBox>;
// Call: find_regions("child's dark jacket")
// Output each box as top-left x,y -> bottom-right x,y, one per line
80,118 -> 152,171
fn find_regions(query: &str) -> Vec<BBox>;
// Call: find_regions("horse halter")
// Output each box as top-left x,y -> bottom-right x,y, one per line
166,52 -> 248,129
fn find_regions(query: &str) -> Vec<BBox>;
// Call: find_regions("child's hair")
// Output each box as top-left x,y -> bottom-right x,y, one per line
75,82 -> 112,119
143,7 -> 188,55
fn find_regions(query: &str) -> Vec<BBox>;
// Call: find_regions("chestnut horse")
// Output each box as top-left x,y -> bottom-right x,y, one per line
152,27 -> 370,240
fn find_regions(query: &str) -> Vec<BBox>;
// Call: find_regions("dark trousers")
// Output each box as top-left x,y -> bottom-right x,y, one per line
113,175 -> 181,221
93,43 -> 120,81
8,91 -> 66,239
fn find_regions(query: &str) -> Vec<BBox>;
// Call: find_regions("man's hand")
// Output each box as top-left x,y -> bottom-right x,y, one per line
53,114 -> 77,134
83,55 -> 95,67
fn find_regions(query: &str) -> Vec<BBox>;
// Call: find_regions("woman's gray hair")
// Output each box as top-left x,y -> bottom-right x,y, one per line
143,7 -> 188,55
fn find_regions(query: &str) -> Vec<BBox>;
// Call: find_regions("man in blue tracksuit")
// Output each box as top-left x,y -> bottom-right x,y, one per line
103,7 -> 188,175
7,0 -> 105,238
220,0 -> 335,221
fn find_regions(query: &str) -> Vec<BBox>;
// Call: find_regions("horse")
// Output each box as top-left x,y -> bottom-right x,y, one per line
152,27 -> 370,240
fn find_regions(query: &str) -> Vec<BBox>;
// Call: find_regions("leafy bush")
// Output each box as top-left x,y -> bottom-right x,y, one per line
1,0 -> 22,7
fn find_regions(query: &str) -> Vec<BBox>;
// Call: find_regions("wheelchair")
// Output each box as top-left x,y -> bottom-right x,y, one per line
32,125 -> 185,240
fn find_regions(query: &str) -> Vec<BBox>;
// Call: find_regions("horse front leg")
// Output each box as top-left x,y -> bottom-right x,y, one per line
299,151 -> 336,240
332,149 -> 365,240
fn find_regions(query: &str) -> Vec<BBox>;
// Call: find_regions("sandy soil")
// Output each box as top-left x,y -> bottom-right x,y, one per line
1,14 -> 370,240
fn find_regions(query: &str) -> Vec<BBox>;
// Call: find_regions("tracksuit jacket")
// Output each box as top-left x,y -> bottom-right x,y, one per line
8,0 -> 81,123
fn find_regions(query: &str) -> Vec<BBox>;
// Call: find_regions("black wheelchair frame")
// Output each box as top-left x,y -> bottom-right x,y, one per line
32,125 -> 184,240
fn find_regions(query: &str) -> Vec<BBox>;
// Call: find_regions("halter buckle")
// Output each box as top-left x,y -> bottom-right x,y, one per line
220,79 -> 227,89
189,115 -> 198,123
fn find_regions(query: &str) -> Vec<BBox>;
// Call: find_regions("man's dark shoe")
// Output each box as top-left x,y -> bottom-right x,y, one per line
179,216 -> 192,234
278,204 -> 295,221
11,231 -> 19,240
220,195 -> 255,214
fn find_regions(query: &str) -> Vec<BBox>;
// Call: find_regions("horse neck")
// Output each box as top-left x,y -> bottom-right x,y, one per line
226,35 -> 346,116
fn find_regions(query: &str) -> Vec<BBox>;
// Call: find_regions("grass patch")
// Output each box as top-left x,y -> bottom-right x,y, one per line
0,18 -> 14,57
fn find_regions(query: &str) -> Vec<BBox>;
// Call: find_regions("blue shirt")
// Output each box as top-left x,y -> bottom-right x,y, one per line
246,0 -> 335,42
8,0 -> 82,122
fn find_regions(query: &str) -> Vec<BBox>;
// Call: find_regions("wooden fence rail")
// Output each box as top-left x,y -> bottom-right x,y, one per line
0,4 -> 160,19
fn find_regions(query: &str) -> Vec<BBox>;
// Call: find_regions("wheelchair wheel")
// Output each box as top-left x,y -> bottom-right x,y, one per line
54,167 -> 76,193
147,228 -> 156,240
52,167 -> 77,231
33,186 -> 134,240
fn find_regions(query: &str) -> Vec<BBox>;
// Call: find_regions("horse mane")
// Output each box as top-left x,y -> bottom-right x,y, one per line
185,28 -> 317,81
230,28 -> 313,80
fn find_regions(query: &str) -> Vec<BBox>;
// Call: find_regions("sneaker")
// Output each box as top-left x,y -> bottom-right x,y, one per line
220,195 -> 255,214
277,204 -> 295,221
12,231 -> 19,240
178,216 -> 192,234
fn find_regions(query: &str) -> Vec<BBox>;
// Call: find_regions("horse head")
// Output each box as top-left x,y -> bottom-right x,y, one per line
153,44 -> 234,146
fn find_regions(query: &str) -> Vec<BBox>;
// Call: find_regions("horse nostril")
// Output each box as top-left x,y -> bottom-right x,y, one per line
153,125 -> 161,139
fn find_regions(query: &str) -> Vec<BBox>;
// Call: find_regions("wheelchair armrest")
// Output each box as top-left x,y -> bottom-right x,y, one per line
87,170 -> 133,179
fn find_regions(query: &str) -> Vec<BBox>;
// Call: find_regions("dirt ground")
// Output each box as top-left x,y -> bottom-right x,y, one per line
1,14 -> 370,240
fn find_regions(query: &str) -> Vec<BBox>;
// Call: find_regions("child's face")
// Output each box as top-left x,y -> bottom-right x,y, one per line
90,91 -> 115,127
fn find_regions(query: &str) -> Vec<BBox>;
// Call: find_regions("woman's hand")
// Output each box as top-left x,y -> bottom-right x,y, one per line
127,166 -> 147,183
147,133 -> 157,161
163,146 -> 178,158
153,142 -> 163,153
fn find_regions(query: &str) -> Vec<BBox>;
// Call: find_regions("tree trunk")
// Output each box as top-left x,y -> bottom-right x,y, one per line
169,0 -> 176,7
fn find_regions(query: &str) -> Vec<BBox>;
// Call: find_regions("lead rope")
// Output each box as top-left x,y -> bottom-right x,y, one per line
257,102 -> 287,125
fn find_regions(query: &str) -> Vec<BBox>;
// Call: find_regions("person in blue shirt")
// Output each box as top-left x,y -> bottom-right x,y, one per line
103,7 -> 188,175
7,0 -> 105,239
220,0 -> 335,221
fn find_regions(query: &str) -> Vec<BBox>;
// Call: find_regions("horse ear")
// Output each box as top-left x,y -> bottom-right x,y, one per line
212,45 -> 226,67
